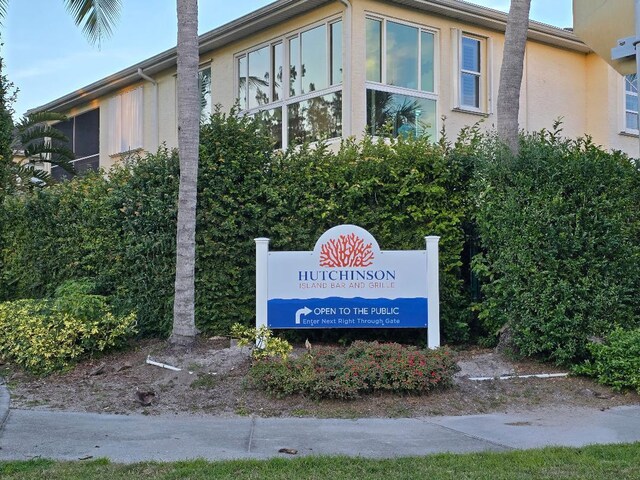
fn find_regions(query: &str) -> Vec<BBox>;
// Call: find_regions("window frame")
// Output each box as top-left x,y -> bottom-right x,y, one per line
199,62 -> 213,122
452,29 -> 489,115
50,108 -> 100,180
624,74 -> 639,135
364,14 -> 440,139
460,35 -> 482,111
106,86 -> 144,157
234,15 -> 344,149
365,15 -> 439,97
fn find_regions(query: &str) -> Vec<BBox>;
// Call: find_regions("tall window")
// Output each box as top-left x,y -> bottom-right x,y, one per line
625,74 -> 638,132
365,17 -> 437,140
460,36 -> 481,109
236,19 -> 342,148
199,66 -> 212,122
51,108 -> 100,181
106,87 -> 144,156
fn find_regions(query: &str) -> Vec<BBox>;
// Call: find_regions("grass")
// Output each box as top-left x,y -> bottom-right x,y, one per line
189,373 -> 217,390
1,443 -> 639,479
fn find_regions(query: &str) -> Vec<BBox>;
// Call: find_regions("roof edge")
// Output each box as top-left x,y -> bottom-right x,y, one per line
29,0 -> 587,114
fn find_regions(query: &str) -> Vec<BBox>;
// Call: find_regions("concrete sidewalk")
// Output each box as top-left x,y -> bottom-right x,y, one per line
0,391 -> 638,463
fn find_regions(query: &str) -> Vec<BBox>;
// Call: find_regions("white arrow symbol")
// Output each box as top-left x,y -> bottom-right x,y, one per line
295,307 -> 312,325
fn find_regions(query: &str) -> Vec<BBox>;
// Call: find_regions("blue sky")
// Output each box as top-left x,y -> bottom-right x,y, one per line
2,0 -> 573,118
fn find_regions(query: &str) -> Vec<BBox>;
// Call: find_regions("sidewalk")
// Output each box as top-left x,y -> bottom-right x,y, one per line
1,375 -> 639,464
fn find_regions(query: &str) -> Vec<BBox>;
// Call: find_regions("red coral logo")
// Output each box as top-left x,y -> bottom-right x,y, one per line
319,233 -> 374,267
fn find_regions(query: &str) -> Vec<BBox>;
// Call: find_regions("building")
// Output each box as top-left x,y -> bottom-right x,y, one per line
29,0 -> 640,180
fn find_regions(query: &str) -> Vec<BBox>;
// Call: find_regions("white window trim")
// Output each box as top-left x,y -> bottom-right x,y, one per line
452,28 -> 489,115
234,15 -> 343,149
364,14 -> 440,139
199,61 -> 213,119
365,14 -> 439,95
622,74 -> 639,136
235,15 -> 342,105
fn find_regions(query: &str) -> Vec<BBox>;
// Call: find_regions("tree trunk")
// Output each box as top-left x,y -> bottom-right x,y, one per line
497,0 -> 531,155
171,0 -> 199,347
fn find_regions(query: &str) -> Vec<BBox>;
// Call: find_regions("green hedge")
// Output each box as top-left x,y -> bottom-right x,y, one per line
473,129 -> 640,364
574,328 -> 640,393
0,112 -> 472,340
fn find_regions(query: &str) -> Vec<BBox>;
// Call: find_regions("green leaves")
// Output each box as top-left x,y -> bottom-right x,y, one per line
249,341 -> 458,399
1,112 -> 472,341
0,287 -> 136,375
64,0 -> 122,47
473,132 -> 640,364
574,328 -> 640,393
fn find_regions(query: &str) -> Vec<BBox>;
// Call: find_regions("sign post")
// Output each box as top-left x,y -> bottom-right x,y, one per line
255,225 -> 441,349
425,236 -> 440,350
255,237 -> 269,348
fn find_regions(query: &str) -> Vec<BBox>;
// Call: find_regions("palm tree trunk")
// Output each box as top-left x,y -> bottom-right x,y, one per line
171,0 -> 199,347
497,0 -> 531,155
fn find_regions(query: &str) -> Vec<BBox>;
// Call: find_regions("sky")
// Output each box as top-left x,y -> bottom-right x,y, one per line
2,0 -> 573,118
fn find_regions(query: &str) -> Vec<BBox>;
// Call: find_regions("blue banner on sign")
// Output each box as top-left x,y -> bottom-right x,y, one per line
267,297 -> 428,329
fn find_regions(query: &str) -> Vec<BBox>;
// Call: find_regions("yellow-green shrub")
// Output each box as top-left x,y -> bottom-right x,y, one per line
230,323 -> 293,360
0,295 -> 136,375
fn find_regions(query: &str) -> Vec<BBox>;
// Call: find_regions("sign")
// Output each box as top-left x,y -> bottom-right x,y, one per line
255,225 -> 441,348
573,0 -> 636,75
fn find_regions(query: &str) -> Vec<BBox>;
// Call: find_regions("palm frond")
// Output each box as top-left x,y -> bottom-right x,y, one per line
16,111 -> 68,128
23,143 -> 76,165
17,125 -> 69,147
0,0 -> 8,20
13,111 -> 76,177
64,0 -> 122,47
13,164 -> 53,190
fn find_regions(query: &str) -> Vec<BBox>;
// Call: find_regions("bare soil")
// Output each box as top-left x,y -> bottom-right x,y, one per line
2,338 -> 638,418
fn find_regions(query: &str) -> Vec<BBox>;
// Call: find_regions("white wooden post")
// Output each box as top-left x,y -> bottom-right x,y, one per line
425,236 -> 440,349
255,237 -> 269,348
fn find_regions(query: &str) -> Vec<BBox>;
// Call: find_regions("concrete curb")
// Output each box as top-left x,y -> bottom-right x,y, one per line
0,376 -> 10,432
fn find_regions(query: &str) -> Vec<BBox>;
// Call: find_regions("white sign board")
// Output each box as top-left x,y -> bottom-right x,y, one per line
255,225 -> 441,348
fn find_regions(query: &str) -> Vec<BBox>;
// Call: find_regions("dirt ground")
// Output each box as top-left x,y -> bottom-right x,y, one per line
2,338 -> 639,418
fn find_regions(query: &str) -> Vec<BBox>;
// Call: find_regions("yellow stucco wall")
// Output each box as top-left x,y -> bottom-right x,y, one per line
58,0 -> 640,171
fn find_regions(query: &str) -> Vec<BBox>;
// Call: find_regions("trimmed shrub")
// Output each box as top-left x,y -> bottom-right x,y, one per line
574,328 -> 640,393
249,341 -> 458,399
473,129 -> 640,364
0,281 -> 136,374
1,112 -> 473,341
107,149 -> 180,336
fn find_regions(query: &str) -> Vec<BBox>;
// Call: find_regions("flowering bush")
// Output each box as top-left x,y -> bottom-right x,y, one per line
250,341 -> 458,399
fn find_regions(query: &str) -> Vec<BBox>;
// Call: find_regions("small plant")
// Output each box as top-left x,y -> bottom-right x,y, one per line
250,341 -> 459,399
573,328 -> 640,394
230,323 -> 292,360
189,373 -> 217,390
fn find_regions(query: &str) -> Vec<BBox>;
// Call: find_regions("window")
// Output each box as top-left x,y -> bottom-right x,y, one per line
365,17 -> 437,140
625,74 -> 638,132
51,108 -> 100,181
460,36 -> 481,109
199,66 -> 212,122
453,30 -> 487,113
236,18 -> 342,148
106,87 -> 143,155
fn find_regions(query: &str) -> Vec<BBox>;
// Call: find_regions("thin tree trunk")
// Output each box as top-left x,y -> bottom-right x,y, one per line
171,0 -> 199,347
497,0 -> 531,155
